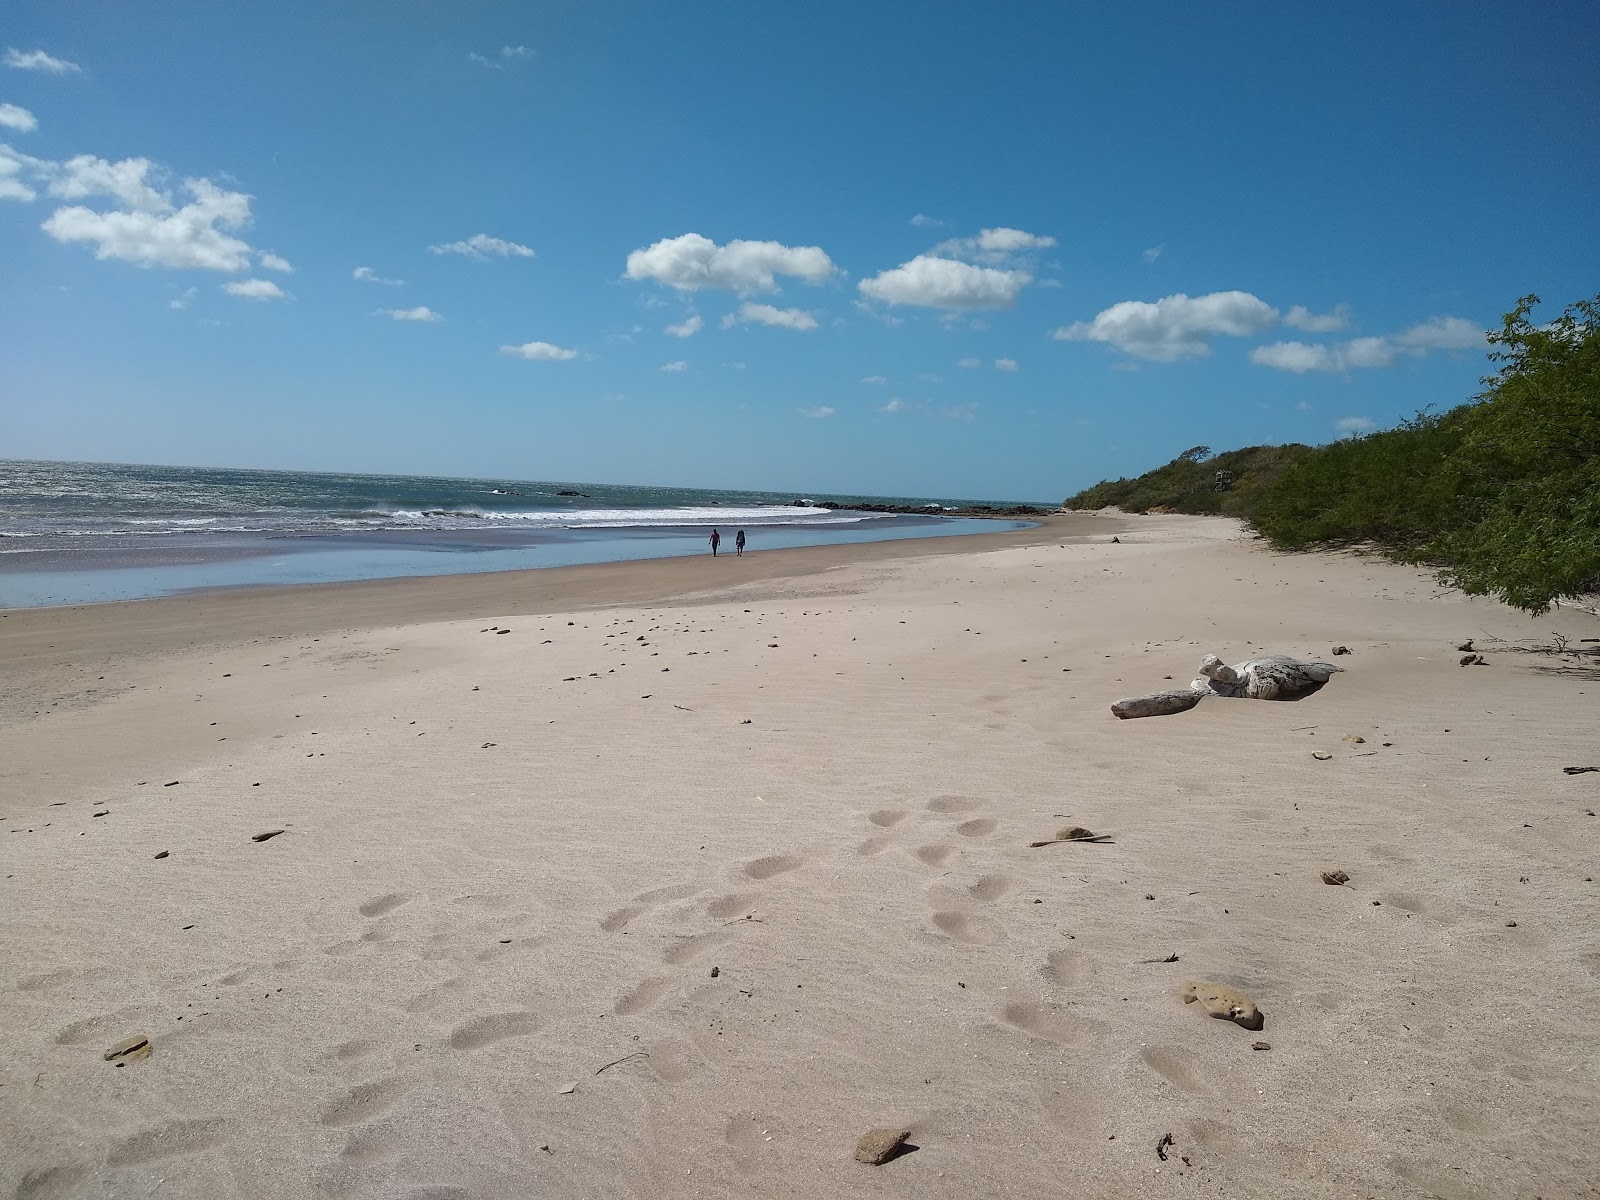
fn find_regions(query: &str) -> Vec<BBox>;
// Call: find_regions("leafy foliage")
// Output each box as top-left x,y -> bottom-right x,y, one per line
1065,295 -> 1600,614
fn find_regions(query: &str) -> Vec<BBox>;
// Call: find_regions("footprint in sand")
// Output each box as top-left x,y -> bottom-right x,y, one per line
914,845 -> 954,868
855,835 -> 893,856
358,893 -> 410,918
332,1039 -> 376,1062
447,1011 -> 543,1050
1041,949 -> 1081,986
341,1126 -> 403,1165
401,976 -> 465,1014
320,1077 -> 411,1127
955,818 -> 997,838
14,1166 -> 86,1200
601,882 -> 702,932
932,910 -> 1004,945
53,1010 -> 144,1047
663,929 -> 734,965
1140,1046 -> 1211,1096
1002,1002 -> 1077,1045
744,854 -> 802,880
107,1118 -> 231,1166
615,977 -> 670,1016
927,795 -> 983,814
706,893 -> 759,920
647,1039 -> 700,1083
600,906 -> 644,933
868,809 -> 907,828
968,874 -> 1013,902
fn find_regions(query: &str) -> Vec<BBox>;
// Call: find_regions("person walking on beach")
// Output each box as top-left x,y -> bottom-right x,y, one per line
709,528 -> 721,557
735,529 -> 746,557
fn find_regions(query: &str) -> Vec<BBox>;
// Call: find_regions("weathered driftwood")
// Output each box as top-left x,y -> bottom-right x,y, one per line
1109,689 -> 1203,719
1112,653 -> 1343,719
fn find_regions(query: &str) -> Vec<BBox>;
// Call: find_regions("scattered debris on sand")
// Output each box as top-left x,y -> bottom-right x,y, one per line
1029,825 -> 1114,848
252,829 -> 285,843
1181,979 -> 1264,1030
104,1033 -> 150,1062
854,1127 -> 911,1165
1114,652 -> 1342,718
1321,870 -> 1351,886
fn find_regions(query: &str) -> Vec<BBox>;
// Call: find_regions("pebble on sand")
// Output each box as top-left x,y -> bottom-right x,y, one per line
1180,980 -> 1264,1031
853,1127 -> 910,1165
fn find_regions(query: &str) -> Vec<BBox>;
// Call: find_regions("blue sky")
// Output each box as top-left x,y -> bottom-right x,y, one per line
3,1 -> 1597,501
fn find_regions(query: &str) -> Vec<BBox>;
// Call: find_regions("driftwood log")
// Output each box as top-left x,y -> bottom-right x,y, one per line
1112,653 -> 1343,719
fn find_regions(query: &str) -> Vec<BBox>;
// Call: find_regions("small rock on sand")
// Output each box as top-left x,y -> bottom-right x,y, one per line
1342,734 -> 1365,743
854,1127 -> 910,1165
104,1033 -> 150,1062
154,850 -> 169,860
1251,1040 -> 1272,1051
1311,751 -> 1332,761
252,829 -> 285,842
1180,980 -> 1264,1031
1321,870 -> 1350,886
1331,645 -> 1351,655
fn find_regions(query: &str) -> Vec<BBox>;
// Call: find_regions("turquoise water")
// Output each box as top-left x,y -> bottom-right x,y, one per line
0,460 -> 1040,607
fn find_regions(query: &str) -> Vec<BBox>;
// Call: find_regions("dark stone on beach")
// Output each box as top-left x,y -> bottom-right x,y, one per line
1251,1040 -> 1272,1051
1331,645 -> 1351,655
164,780 -> 180,787
252,829 -> 285,843
154,850 -> 169,859
556,490 -> 591,497
710,966 -> 720,978
1457,640 -> 1474,652
854,1127 -> 910,1165
496,629 -> 510,635
1110,536 -> 1120,543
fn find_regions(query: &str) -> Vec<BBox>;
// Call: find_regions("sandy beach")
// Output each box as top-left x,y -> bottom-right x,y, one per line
3,512 -> 1598,1200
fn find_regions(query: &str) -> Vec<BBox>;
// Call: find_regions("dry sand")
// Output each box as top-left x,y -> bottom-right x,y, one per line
3,513 -> 1598,1199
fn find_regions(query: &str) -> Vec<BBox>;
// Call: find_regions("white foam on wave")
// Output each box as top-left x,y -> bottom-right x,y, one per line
380,505 -> 861,529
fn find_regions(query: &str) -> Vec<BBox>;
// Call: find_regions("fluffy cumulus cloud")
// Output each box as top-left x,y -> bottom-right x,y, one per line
798,406 -> 835,419
1053,291 -> 1278,360
909,213 -> 944,228
1142,244 -> 1164,264
5,49 -> 81,74
994,357 -> 1018,372
0,103 -> 36,132
0,142 -> 45,200
664,314 -> 702,338
859,255 -> 1030,310
223,278 -> 289,301
726,302 -> 818,331
1392,315 -> 1484,351
258,251 -> 292,272
659,360 -> 687,372
353,265 -> 404,286
1252,316 -> 1484,373
1283,304 -> 1349,332
378,305 -> 441,322
427,233 -> 533,259
43,166 -> 258,271
1335,416 -> 1376,436
932,226 -> 1056,266
501,340 -> 577,361
624,233 -> 836,293
881,398 -> 909,413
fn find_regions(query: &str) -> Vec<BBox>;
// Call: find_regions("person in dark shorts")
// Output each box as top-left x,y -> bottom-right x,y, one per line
709,528 -> 721,556
735,529 -> 746,556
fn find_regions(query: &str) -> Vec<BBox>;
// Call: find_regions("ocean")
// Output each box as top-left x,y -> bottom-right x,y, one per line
0,460 -> 1044,607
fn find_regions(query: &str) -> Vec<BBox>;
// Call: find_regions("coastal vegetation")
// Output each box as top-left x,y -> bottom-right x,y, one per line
1064,295 -> 1600,615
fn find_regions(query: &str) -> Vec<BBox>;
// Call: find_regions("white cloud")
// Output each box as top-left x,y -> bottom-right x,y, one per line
994,357 -> 1018,372
501,340 -> 577,360
1053,291 -> 1278,360
881,398 -> 909,413
1335,416 -> 1375,437
799,406 -> 835,419
731,301 -> 818,330
467,52 -> 501,69
1283,304 -> 1349,332
0,103 -> 36,132
1393,315 -> 1484,351
909,213 -> 944,227
0,142 -> 44,200
931,226 -> 1056,266
378,305 -> 441,322
48,153 -> 167,211
223,278 -> 290,301
944,402 -> 978,421
665,314 -> 702,338
353,265 -> 404,286
659,360 -> 687,372
956,357 -> 980,368
860,374 -> 888,385
169,286 -> 196,310
859,255 -> 1030,310
44,175 -> 256,270
1252,318 -> 1481,374
427,233 -> 534,258
1295,401 -> 1312,412
1142,244 -> 1164,264
917,372 -> 941,383
502,45 -> 529,58
624,232 -> 836,293
259,251 -> 292,273
5,49 -> 82,74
